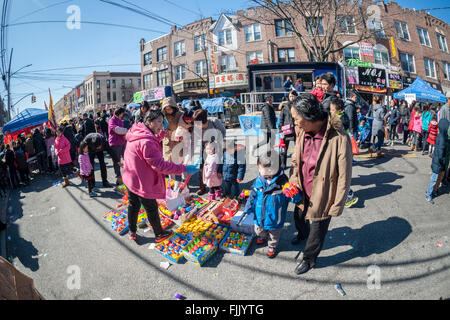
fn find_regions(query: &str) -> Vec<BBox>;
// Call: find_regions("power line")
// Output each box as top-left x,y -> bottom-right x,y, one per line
6,20 -> 167,34
16,63 -> 141,73
10,0 -> 73,23
161,0 -> 202,17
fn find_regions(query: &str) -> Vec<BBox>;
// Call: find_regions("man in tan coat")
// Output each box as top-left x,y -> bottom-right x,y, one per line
289,93 -> 352,275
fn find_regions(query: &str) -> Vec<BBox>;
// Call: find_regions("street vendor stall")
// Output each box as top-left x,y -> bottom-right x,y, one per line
3,108 -> 49,144
393,77 -> 447,104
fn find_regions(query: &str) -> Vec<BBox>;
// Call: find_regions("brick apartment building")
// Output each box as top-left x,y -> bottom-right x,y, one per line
139,0 -> 450,102
55,71 -> 141,119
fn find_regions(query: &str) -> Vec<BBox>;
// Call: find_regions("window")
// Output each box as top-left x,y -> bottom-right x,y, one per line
157,46 -> 167,62
113,92 -> 116,101
424,58 -> 436,78
245,24 -> 261,42
97,92 -> 101,104
122,92 -> 126,103
137,79 -> 141,89
129,79 -> 133,87
218,29 -> 232,46
106,80 -> 110,89
278,48 -> 295,62
174,65 -> 186,81
144,52 -> 152,66
112,79 -> 116,89
374,50 -> 389,66
338,16 -> 356,34
174,40 -> 185,57
121,79 -> 125,88
194,34 -> 206,52
157,69 -> 169,86
195,60 -> 207,76
437,33 -> 448,53
417,28 -> 431,47
246,51 -> 263,65
107,92 -> 111,102
219,55 -> 237,72
343,47 -> 360,60
306,17 -> 324,36
400,52 -> 415,73
275,19 -> 293,37
443,62 -> 450,80
144,73 -> 153,89
96,80 -> 100,89
394,21 -> 410,41
368,18 -> 385,38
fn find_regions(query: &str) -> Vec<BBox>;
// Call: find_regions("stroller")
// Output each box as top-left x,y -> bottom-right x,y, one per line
356,116 -> 373,149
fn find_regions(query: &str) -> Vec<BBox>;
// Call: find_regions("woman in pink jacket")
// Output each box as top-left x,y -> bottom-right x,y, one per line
54,126 -> 73,187
411,106 -> 423,152
122,109 -> 199,242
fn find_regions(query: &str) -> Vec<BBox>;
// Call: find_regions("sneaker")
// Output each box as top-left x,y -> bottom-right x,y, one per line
155,231 -> 173,243
425,196 -> 435,204
89,192 -> 98,198
266,247 -> 277,259
345,197 -> 359,208
256,236 -> 266,245
93,187 -> 100,193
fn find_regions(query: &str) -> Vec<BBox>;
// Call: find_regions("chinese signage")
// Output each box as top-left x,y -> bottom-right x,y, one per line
402,76 -> 416,89
346,59 -> 372,68
210,72 -> 248,89
173,79 -> 208,94
133,87 -> 172,102
346,67 -> 359,85
360,42 -> 374,57
424,80 -> 443,93
388,73 -> 403,89
358,67 -> 386,87
355,85 -> 387,94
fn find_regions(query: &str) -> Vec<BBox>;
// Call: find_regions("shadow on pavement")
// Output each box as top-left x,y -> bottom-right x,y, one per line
7,223 -> 40,272
315,216 -> 412,269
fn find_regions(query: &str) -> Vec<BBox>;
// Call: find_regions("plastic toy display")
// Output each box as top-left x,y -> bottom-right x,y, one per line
174,216 -> 214,240
238,190 -> 251,201
154,235 -> 185,264
220,231 -> 254,255
182,224 -> 229,266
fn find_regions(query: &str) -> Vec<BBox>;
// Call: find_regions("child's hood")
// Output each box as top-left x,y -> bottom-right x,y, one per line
255,171 -> 288,190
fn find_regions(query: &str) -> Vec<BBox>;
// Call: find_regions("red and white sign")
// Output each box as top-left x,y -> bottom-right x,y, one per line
210,72 -> 248,89
360,42 -> 374,57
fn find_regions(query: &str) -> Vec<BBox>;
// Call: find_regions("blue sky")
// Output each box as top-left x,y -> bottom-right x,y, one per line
3,0 -> 450,116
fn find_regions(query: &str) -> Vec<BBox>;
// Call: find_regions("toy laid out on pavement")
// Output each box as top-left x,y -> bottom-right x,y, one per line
182,224 -> 229,266
220,230 -> 254,256
238,190 -> 251,201
174,216 -> 214,241
155,234 -> 186,264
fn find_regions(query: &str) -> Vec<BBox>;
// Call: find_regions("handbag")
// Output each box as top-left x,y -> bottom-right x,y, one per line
281,124 -> 295,136
398,120 -> 403,134
351,136 -> 359,155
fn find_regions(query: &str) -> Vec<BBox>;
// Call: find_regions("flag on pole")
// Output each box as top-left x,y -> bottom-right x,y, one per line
48,89 -> 57,130
44,101 -> 48,111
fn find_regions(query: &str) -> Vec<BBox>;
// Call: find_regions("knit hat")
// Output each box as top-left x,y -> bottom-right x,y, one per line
162,97 -> 177,110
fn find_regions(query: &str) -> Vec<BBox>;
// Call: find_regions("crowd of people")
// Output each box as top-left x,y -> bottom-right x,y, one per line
1,74 -> 449,276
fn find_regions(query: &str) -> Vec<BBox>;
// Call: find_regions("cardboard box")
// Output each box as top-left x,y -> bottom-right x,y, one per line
230,211 -> 255,235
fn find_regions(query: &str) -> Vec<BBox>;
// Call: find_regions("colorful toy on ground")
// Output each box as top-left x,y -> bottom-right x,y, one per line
154,235 -> 185,264
282,182 -> 299,198
182,224 -> 228,266
174,216 -> 213,240
116,191 -> 129,208
103,210 -> 129,235
220,231 -> 254,255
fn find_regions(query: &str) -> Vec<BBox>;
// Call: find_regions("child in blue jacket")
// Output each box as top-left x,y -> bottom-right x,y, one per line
243,151 -> 301,258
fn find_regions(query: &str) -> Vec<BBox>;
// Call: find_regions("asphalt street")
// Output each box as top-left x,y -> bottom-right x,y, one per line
4,129 -> 450,300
